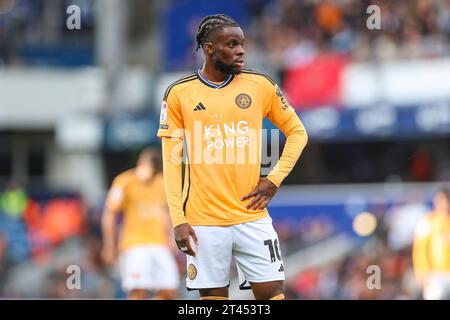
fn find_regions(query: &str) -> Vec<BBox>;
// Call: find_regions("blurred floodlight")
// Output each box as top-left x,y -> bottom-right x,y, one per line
353,212 -> 377,237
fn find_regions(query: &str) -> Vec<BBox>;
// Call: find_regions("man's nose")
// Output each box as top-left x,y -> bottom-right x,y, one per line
237,45 -> 245,56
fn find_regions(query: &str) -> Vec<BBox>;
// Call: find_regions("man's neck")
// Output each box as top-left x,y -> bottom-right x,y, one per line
200,64 -> 228,82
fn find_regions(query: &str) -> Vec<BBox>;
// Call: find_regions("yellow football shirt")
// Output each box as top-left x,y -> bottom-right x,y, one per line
413,212 -> 450,282
105,170 -> 170,251
157,70 -> 306,226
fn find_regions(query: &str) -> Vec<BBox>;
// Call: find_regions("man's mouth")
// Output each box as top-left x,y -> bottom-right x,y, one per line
234,59 -> 245,67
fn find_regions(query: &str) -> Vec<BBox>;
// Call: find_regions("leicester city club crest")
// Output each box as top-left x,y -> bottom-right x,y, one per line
235,93 -> 252,109
187,263 -> 197,280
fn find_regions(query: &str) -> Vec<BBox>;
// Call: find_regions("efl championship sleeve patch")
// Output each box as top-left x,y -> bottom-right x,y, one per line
160,101 -> 168,124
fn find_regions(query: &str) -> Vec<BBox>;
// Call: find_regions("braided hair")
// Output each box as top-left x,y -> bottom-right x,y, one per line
195,14 -> 239,51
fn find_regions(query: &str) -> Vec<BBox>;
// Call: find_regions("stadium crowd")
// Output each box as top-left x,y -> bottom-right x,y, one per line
1,0 -> 449,67
245,0 -> 450,67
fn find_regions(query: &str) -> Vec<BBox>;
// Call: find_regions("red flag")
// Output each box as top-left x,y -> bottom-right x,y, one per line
283,53 -> 347,110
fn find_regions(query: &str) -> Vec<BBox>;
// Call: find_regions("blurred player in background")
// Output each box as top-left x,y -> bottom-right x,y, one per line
101,148 -> 179,299
158,14 -> 308,300
413,188 -> 450,300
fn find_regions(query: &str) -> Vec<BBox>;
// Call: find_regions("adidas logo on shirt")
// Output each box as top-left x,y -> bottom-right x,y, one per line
193,102 -> 206,111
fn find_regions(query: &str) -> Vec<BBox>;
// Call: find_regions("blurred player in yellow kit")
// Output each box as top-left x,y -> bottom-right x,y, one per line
413,188 -> 450,300
101,148 -> 179,299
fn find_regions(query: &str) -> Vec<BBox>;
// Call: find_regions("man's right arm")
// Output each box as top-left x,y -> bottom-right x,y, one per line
101,207 -> 118,266
159,84 -> 198,256
101,177 -> 125,266
161,137 -> 186,227
162,137 -> 198,256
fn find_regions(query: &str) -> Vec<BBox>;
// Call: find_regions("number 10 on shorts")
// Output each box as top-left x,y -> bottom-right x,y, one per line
264,239 -> 282,262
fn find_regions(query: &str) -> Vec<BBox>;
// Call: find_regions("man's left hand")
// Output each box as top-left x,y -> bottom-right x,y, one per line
241,177 -> 278,210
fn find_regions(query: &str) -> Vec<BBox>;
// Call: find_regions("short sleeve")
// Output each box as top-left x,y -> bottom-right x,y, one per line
157,88 -> 184,139
105,176 -> 126,212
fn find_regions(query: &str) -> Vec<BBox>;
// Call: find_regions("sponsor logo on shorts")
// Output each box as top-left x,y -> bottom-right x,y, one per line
187,263 -> 197,280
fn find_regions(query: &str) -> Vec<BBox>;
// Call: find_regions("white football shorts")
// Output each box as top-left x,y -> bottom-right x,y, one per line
186,217 -> 285,290
119,244 -> 180,292
423,273 -> 450,300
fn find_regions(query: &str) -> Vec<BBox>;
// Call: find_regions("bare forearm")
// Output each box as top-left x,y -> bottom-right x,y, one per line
102,210 -> 117,249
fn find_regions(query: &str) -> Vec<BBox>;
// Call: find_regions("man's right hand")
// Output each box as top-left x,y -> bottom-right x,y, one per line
174,223 -> 199,257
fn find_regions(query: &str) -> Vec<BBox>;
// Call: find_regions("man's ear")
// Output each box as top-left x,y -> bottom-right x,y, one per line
204,42 -> 214,55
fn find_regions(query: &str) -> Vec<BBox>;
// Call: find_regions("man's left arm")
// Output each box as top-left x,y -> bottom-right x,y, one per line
242,82 -> 307,210
265,81 -> 308,187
